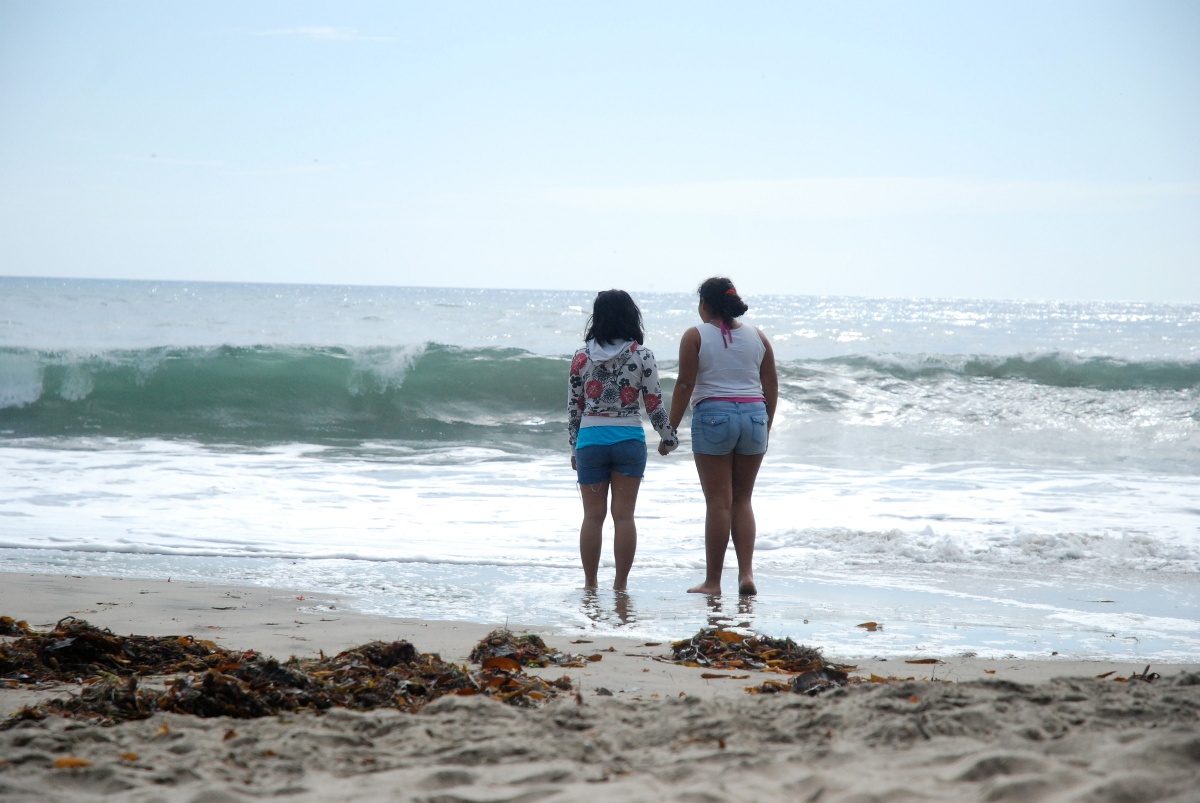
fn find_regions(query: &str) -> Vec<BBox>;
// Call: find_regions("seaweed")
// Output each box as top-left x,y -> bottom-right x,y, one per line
668,627 -> 854,696
469,628 -> 587,669
466,629 -> 578,706
1,618 -> 574,727
0,616 -> 222,683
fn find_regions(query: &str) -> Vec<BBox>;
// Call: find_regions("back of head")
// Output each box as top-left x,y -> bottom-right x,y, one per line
698,277 -> 749,324
584,289 -> 645,345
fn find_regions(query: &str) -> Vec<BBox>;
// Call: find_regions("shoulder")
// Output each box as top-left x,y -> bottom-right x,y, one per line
678,326 -> 702,358
753,326 -> 774,357
569,348 -> 590,375
630,343 -> 657,362
738,321 -> 767,342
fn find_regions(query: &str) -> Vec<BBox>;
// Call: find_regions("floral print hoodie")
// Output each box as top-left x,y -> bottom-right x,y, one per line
568,339 -> 678,451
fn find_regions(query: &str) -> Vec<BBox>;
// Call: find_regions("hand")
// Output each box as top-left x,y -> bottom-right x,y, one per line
658,441 -> 676,456
571,454 -> 577,471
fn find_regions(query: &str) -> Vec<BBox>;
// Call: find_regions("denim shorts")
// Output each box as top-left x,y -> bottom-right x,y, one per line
691,400 -> 769,456
575,439 -> 647,484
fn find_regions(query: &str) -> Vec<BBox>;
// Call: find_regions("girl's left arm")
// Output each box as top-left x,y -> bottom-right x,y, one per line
758,329 -> 778,430
640,349 -> 678,451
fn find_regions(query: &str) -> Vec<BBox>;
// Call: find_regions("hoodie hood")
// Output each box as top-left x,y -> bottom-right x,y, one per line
585,339 -> 634,364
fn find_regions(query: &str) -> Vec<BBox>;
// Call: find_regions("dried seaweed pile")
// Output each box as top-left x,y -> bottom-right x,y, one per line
1,616 -> 223,683
469,628 -> 587,669
670,627 -> 854,696
1,618 -> 572,727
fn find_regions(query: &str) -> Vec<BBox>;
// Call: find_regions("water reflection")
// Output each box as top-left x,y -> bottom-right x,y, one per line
581,590 -> 636,627
704,593 -> 755,630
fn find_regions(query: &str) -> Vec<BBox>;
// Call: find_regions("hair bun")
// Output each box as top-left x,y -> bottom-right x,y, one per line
699,277 -> 748,322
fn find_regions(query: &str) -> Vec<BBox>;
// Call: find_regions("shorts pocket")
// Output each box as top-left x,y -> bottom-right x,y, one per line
693,413 -> 733,452
748,413 -> 769,449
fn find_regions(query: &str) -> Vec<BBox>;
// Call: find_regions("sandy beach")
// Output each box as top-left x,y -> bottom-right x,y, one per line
2,572 -> 1199,802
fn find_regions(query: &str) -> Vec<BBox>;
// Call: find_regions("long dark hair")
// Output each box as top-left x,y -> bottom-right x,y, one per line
584,289 -> 645,345
698,277 -> 749,325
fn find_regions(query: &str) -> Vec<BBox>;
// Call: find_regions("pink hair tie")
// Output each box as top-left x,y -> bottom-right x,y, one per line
725,287 -> 736,295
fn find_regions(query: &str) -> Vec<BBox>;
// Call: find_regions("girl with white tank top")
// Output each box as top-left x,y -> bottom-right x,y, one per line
691,320 -> 768,406
665,278 -> 778,597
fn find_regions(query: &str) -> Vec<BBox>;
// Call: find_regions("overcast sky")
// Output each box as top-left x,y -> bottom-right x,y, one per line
2,1 -> 1198,302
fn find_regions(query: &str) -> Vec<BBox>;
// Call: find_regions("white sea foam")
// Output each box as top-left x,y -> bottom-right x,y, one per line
0,352 -> 42,409
1,439 -> 1196,659
346,343 -> 428,393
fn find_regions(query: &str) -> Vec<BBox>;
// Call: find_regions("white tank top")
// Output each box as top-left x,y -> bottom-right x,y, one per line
691,321 -> 766,407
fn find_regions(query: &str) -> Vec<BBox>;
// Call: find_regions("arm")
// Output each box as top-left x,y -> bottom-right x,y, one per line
567,353 -> 585,451
758,329 -> 778,430
668,327 -> 700,432
639,348 -> 678,452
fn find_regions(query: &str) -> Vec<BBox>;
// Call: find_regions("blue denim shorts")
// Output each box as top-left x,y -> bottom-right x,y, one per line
691,400 -> 769,456
576,439 -> 647,484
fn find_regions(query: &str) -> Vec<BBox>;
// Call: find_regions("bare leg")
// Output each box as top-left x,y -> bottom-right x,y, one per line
687,452 -> 734,594
608,471 -> 641,591
578,479 -> 610,590
731,452 -> 765,595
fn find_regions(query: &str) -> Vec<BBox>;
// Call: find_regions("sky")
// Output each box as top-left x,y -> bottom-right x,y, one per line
1,1 -> 1198,302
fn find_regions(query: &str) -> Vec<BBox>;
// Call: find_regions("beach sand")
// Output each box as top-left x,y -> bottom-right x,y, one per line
2,572 -> 1198,802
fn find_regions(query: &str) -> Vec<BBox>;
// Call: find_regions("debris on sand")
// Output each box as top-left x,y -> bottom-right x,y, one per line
2,618 -> 573,727
668,627 -> 854,696
469,628 -> 587,669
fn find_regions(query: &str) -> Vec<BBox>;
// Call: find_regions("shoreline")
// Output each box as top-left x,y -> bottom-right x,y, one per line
4,550 -> 1196,665
2,571 -> 1196,691
3,572 -> 1200,802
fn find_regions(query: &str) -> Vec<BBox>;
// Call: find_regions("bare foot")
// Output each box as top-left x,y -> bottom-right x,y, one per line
687,582 -> 721,595
612,582 -> 627,592
738,579 -> 757,596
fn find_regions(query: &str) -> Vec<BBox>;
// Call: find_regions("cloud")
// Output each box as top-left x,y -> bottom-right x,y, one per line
255,27 -> 392,42
537,178 -> 1200,220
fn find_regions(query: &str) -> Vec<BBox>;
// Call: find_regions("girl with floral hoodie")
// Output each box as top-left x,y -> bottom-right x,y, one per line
568,290 -> 678,590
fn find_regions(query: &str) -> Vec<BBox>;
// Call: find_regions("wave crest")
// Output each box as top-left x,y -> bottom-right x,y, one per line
0,344 -> 565,445
827,352 -> 1200,391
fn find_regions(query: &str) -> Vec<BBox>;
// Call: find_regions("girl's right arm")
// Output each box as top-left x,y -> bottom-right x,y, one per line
668,327 -> 701,432
567,352 -> 586,449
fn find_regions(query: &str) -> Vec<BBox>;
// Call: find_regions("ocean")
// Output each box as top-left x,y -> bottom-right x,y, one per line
2,277 -> 1198,661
